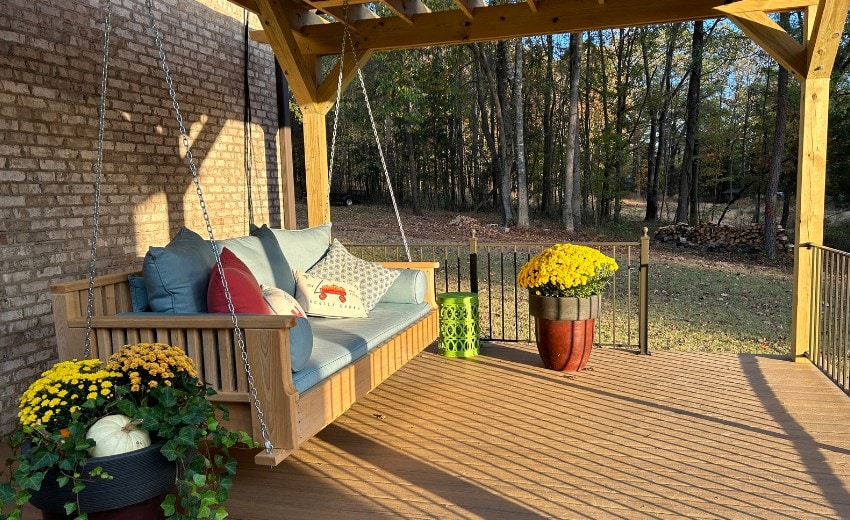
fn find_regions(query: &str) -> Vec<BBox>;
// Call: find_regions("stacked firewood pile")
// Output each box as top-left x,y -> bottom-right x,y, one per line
653,222 -> 793,253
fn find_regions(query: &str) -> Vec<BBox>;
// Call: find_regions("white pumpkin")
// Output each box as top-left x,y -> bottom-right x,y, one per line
86,414 -> 151,457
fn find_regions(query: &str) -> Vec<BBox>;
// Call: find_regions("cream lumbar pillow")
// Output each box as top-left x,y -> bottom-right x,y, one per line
261,285 -> 306,318
293,270 -> 367,318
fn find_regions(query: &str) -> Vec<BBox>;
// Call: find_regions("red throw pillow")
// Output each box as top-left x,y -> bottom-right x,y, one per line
207,248 -> 273,314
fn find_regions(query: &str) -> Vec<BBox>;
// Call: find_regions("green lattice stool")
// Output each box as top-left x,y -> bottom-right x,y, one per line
437,292 -> 480,358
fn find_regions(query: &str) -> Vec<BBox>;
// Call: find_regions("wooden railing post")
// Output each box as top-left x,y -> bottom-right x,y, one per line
469,229 -> 478,293
639,227 -> 650,355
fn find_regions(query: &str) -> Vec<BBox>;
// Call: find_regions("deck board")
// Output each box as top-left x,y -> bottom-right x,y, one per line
226,343 -> 850,519
8,343 -> 850,518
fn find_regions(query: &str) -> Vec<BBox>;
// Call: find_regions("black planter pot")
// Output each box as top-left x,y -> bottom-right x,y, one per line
29,440 -> 176,515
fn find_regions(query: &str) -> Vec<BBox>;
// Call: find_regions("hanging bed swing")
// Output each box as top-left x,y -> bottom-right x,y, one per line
49,0 -> 438,466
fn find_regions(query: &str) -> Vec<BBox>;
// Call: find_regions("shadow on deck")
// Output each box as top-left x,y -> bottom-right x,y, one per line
224,343 -> 850,519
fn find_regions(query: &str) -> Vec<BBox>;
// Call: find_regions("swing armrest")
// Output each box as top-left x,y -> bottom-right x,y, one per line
378,261 -> 439,308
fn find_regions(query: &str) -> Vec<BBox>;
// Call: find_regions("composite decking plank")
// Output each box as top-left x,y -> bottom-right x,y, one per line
9,345 -> 850,519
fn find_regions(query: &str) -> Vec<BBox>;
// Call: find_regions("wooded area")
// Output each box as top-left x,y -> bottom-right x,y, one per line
280,15 -> 850,257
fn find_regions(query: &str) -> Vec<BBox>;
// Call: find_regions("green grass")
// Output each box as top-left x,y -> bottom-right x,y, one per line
645,258 -> 792,354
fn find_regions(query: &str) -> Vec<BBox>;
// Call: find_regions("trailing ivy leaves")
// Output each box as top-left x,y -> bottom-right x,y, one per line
1,344 -> 256,520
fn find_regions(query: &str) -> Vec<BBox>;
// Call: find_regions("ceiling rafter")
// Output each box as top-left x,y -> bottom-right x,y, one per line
382,0 -> 431,24
452,0 -> 487,19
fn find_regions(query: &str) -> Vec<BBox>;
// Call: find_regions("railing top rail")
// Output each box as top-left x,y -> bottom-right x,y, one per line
346,241 -> 642,248
803,242 -> 850,257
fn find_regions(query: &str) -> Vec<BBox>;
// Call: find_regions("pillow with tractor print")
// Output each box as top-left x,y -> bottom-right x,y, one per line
293,270 -> 367,318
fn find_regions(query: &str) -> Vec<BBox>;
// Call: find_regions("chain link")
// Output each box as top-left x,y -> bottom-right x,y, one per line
84,0 -> 113,359
328,0 -> 411,261
144,0 -> 274,455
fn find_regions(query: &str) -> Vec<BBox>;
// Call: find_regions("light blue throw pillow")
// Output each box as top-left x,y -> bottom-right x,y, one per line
251,223 -> 331,273
217,235 -> 295,293
379,269 -> 427,304
142,227 -> 216,313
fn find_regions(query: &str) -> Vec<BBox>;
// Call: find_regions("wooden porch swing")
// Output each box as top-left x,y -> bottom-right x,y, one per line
50,0 -> 438,466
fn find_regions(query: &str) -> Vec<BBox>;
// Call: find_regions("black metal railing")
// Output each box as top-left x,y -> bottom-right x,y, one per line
805,243 -> 850,393
349,230 -> 650,353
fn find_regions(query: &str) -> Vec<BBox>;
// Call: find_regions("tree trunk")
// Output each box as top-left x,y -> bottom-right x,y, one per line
765,12 -> 790,259
675,21 -> 704,224
405,120 -> 423,216
563,32 -> 583,231
496,40 -> 515,226
645,25 -> 676,221
514,40 -> 529,228
542,34 -> 556,215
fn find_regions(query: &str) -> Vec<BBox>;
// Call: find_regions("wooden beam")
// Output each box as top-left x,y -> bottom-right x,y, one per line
382,0 -> 431,24
453,0 -> 486,19
293,0 -> 819,55
714,0 -> 818,14
791,77 -> 830,361
316,49 -> 374,109
255,0 -> 318,105
301,106 -> 331,226
725,11 -> 807,80
526,0 -> 538,12
806,0 -> 850,78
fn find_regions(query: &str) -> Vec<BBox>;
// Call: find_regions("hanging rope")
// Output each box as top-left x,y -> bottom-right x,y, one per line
83,0 -> 113,359
143,0 -> 274,456
328,0 -> 411,262
243,10 -> 254,228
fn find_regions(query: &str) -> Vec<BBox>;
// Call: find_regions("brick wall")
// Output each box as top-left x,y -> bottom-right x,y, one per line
0,0 -> 282,434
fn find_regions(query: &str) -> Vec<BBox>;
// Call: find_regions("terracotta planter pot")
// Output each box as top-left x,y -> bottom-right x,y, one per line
529,294 -> 601,371
29,440 -> 174,518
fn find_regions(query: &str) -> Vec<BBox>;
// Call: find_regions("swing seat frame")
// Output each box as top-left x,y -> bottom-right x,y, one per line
50,261 -> 439,466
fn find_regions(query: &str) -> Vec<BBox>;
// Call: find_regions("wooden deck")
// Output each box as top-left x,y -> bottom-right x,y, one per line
10,343 -> 850,518
225,343 -> 850,519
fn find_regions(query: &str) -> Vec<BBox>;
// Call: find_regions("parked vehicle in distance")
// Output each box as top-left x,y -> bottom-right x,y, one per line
330,190 -> 368,206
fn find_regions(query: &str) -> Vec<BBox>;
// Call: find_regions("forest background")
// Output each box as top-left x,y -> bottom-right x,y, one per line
280,13 -> 850,255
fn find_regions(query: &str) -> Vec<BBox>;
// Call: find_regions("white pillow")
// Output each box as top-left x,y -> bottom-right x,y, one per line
306,239 -> 399,311
293,271 -> 367,318
261,285 -> 306,318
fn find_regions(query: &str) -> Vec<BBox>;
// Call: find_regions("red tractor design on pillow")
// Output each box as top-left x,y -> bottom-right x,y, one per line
317,283 -> 347,303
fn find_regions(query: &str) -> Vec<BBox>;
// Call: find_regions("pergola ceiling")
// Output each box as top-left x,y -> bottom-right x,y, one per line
231,0 -> 822,57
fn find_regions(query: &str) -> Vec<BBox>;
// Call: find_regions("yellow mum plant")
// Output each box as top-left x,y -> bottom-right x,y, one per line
518,243 -> 619,298
2,343 -> 254,520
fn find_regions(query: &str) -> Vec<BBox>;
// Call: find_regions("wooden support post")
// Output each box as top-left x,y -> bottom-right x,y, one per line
302,105 -> 331,226
275,61 -> 297,230
791,76 -> 830,361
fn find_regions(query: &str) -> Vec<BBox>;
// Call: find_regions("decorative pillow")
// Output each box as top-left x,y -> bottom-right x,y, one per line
379,269 -> 427,304
207,248 -> 273,315
221,234 -> 296,296
250,223 -> 332,273
143,227 -> 216,313
128,275 -> 150,312
306,239 -> 399,311
262,285 -> 305,317
293,270 -> 367,318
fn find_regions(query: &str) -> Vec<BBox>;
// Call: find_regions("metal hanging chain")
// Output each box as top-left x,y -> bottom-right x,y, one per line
84,0 -> 113,359
329,0 -> 411,261
143,0 -> 274,456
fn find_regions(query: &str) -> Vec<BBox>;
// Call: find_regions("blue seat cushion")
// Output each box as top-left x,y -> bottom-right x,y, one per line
292,302 -> 431,393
